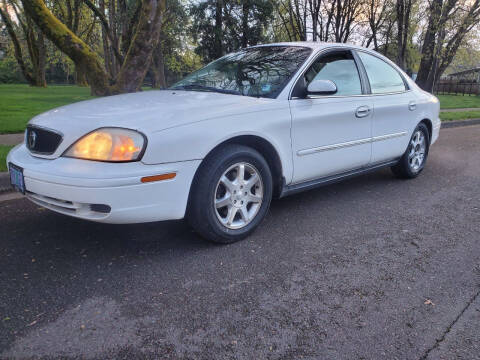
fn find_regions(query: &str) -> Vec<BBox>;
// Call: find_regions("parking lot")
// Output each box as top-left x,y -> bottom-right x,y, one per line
1,125 -> 479,359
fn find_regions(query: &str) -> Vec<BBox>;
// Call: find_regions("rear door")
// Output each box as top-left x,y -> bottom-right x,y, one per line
289,49 -> 373,184
355,51 -> 415,163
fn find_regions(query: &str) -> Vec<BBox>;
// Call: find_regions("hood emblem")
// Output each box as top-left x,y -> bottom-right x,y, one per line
28,130 -> 37,149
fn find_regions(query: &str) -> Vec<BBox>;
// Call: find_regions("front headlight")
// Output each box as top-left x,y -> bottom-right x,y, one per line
63,128 -> 146,162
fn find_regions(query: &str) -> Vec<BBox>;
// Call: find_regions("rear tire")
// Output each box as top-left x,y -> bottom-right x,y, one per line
391,122 -> 430,179
187,144 -> 273,243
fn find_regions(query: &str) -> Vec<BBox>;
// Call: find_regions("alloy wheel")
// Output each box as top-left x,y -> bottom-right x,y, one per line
214,162 -> 264,229
408,130 -> 426,172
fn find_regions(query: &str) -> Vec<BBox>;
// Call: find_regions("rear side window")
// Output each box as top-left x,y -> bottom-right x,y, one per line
358,52 -> 406,94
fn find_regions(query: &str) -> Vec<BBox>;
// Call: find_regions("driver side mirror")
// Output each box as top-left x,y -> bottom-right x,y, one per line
307,79 -> 337,95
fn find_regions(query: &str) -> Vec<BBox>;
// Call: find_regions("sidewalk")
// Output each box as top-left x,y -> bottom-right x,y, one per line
440,107 -> 480,112
0,133 -> 24,146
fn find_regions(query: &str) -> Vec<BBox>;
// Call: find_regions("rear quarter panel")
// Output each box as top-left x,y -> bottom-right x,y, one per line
413,89 -> 440,142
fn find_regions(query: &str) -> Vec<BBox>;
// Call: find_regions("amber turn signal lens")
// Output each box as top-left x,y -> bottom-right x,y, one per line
64,128 -> 145,162
141,173 -> 176,183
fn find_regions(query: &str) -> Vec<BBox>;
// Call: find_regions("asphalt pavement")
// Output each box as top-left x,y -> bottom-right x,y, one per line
1,125 -> 479,359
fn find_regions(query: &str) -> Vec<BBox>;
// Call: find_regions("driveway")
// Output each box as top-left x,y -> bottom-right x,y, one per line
1,125 -> 479,359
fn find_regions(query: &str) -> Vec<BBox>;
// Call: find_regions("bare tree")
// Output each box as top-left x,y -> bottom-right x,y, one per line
365,0 -> 390,50
416,0 -> 480,91
308,0 -> 336,41
274,0 -> 363,43
332,0 -> 363,43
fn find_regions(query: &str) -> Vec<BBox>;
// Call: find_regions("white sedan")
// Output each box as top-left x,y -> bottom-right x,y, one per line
7,42 -> 440,243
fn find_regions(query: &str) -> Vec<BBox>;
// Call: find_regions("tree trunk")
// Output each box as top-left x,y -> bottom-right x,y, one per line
214,0 -> 223,58
75,65 -> 89,86
121,0 -> 142,55
110,0 -> 165,94
151,41 -> 166,88
423,28 -> 445,92
34,30 -> 47,87
66,65 -> 70,84
108,0 -> 119,77
241,0 -> 249,48
310,0 -> 317,41
99,0 -> 113,79
0,5 -> 35,85
396,0 -> 407,70
416,0 -> 443,90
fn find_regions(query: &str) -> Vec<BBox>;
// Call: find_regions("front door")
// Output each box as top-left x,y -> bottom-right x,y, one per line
289,50 -> 373,184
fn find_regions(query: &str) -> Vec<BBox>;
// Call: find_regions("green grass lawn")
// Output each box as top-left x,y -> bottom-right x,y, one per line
0,145 -> 14,171
437,94 -> 480,109
0,84 -> 93,134
440,110 -> 480,121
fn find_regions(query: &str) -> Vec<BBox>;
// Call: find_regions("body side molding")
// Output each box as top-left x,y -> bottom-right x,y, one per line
297,132 -> 407,156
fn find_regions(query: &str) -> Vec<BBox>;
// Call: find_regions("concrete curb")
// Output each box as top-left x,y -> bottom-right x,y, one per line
441,118 -> 480,128
0,119 -> 479,194
0,172 -> 12,194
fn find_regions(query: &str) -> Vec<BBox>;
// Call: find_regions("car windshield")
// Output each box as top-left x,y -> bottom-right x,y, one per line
170,46 -> 312,98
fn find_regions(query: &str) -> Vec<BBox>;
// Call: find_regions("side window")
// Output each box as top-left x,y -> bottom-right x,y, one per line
358,52 -> 406,94
303,51 -> 362,96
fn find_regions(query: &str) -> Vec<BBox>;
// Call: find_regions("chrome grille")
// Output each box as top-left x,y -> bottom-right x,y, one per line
26,126 -> 63,155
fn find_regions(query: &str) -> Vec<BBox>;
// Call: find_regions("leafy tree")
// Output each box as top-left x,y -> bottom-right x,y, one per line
150,0 -> 188,88
21,0 -> 166,95
0,0 -> 47,86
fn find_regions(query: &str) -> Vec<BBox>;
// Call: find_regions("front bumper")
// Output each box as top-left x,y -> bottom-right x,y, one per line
6,144 -> 201,223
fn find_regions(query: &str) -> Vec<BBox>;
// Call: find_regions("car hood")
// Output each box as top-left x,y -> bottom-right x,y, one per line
29,90 -> 272,137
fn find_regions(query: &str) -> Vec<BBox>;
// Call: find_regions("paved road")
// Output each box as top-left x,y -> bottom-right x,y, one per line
1,125 -> 479,360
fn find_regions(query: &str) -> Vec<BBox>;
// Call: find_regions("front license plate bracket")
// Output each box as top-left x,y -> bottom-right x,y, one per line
9,163 -> 25,194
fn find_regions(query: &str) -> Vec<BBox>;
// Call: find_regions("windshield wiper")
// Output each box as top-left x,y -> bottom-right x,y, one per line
171,84 -> 243,96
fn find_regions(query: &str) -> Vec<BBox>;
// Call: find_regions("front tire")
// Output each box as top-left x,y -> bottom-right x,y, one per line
187,144 -> 273,243
391,122 -> 430,179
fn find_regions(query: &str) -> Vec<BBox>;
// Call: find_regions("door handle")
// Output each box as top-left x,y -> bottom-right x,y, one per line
409,101 -> 417,111
355,106 -> 371,118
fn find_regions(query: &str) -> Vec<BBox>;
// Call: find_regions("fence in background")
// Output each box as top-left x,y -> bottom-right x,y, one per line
435,78 -> 480,96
